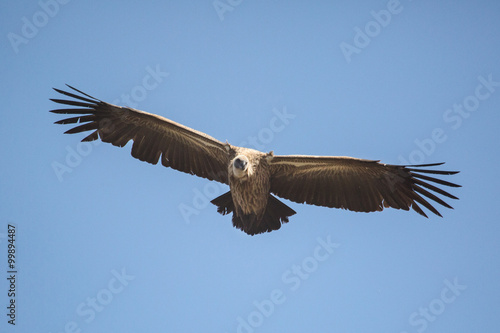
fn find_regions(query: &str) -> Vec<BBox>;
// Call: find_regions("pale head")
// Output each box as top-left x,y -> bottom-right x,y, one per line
232,155 -> 251,179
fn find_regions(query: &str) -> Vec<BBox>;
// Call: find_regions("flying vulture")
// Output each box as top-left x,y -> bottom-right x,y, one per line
51,85 -> 460,235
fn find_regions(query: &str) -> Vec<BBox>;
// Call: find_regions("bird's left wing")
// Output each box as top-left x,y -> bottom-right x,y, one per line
268,155 -> 460,217
51,85 -> 230,184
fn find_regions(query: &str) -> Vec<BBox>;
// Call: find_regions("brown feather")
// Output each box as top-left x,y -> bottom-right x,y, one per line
269,156 -> 460,217
51,86 -> 230,184
51,86 -> 461,235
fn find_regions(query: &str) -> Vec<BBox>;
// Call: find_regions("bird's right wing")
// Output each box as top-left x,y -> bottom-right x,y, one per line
51,85 -> 231,184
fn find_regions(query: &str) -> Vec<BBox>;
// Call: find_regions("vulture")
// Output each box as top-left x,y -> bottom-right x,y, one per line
50,85 -> 460,235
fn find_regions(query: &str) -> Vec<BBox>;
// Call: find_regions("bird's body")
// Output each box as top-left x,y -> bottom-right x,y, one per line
228,148 -> 271,219
51,85 -> 461,235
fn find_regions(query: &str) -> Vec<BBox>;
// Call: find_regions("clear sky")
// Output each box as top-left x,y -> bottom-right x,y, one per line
1,1 -> 499,332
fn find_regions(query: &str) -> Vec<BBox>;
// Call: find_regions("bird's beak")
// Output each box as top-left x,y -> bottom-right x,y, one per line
235,159 -> 247,170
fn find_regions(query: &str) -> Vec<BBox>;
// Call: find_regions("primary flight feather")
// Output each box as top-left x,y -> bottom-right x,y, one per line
51,85 -> 460,235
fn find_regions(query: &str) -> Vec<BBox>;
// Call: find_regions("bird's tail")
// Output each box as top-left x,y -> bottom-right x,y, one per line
211,191 -> 296,235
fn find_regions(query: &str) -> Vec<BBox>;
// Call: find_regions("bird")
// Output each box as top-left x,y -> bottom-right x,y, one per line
50,85 -> 460,235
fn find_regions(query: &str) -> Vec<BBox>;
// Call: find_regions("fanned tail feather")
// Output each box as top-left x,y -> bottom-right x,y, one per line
211,192 -> 296,235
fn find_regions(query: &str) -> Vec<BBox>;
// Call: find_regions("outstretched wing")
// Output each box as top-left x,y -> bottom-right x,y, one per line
51,85 -> 230,184
268,155 -> 460,217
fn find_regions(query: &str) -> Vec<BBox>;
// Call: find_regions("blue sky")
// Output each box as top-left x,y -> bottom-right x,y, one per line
1,1 -> 499,332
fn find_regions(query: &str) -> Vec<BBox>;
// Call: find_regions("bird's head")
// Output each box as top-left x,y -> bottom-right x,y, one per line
232,155 -> 251,179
